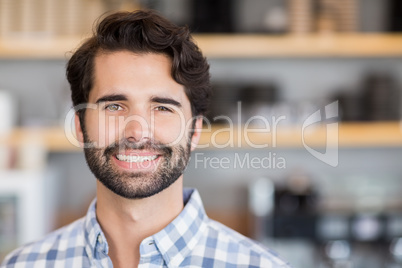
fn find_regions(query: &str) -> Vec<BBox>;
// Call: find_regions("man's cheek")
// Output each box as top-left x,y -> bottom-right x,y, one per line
153,118 -> 186,146
106,115 -> 121,145
90,114 -> 119,149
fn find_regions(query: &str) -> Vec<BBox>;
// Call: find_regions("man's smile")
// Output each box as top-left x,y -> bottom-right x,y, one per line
111,150 -> 163,170
115,154 -> 159,163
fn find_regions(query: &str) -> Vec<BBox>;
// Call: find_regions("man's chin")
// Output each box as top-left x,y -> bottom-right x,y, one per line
99,180 -> 170,200
123,171 -> 154,179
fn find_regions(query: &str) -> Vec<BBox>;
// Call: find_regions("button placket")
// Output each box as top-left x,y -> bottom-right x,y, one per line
97,234 -> 103,245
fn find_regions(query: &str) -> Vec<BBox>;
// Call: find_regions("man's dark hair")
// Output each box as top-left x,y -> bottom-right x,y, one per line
66,9 -> 211,121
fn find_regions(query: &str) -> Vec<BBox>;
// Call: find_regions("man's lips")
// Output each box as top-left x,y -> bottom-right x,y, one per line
113,150 -> 162,163
111,151 -> 162,170
112,155 -> 160,171
115,154 -> 159,163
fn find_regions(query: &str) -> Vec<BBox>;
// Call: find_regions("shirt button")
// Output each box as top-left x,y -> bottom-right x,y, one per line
98,234 -> 103,244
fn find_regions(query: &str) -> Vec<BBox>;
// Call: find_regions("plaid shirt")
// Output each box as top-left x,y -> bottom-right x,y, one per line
1,188 -> 290,268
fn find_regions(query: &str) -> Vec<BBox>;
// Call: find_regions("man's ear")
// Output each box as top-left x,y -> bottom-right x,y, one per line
190,117 -> 203,151
74,113 -> 84,146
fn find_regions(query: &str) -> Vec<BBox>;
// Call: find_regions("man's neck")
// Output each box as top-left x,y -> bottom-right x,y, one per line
95,178 -> 184,268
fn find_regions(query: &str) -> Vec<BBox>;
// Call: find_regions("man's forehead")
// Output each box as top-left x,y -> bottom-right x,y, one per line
89,51 -> 189,105
94,50 -> 172,66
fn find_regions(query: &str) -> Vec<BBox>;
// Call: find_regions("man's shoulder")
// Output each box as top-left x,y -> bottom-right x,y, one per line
202,218 -> 291,267
1,217 -> 87,267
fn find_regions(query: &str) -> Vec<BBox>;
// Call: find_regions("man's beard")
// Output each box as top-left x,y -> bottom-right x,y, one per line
82,131 -> 192,199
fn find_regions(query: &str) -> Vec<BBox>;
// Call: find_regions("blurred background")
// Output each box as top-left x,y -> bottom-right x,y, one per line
1,0 -> 402,267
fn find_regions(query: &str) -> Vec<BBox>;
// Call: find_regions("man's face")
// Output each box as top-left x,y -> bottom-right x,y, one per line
75,51 -> 201,199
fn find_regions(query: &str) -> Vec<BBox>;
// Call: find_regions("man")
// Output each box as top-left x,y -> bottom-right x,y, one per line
1,10 -> 290,268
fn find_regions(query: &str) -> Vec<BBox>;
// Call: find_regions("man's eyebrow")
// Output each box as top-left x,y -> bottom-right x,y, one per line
151,96 -> 182,108
95,94 -> 128,104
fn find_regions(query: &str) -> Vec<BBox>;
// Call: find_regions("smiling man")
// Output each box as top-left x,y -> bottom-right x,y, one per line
1,10 -> 290,268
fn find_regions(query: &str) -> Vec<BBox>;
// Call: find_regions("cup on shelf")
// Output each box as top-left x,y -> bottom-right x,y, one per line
0,90 -> 16,135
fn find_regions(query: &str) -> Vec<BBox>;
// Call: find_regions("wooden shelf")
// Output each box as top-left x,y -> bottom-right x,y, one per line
1,34 -> 402,59
1,122 -> 401,152
0,35 -> 86,59
0,127 -> 81,152
195,34 -> 402,58
199,121 -> 402,149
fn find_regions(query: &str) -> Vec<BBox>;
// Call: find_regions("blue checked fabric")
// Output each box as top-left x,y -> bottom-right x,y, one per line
1,188 -> 291,268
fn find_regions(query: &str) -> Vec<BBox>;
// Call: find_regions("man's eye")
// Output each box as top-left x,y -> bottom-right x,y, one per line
155,106 -> 172,112
105,104 -> 122,111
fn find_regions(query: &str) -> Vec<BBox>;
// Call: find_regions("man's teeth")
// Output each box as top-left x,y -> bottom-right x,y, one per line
116,154 -> 158,163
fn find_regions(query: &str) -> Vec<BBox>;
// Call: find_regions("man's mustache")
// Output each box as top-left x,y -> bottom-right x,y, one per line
103,139 -> 173,157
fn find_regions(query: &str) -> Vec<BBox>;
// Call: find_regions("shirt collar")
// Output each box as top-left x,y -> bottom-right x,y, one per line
149,188 -> 208,266
84,198 -> 109,260
83,188 -> 208,266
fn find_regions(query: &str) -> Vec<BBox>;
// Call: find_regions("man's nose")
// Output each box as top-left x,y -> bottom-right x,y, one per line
120,111 -> 153,142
